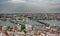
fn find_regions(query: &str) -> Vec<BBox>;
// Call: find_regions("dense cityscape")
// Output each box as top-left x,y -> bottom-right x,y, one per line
0,13 -> 60,20
0,0 -> 60,36
0,13 -> 60,36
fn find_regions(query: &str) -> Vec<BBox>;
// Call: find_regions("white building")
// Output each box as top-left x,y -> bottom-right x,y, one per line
16,24 -> 21,31
25,24 -> 32,31
2,26 -> 7,31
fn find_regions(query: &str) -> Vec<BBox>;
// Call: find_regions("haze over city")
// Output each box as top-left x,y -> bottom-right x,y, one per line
0,0 -> 60,13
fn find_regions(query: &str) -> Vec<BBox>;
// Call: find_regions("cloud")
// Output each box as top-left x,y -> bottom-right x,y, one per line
0,0 -> 26,3
29,0 -> 60,4
10,0 -> 26,3
0,0 -> 10,2
0,0 -> 60,4
0,0 -> 60,13
0,3 -> 60,13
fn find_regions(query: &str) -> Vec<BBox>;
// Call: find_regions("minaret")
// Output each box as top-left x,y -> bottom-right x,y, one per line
53,15 -> 56,26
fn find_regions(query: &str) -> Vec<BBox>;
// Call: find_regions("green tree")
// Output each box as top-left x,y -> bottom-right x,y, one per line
6,26 -> 11,30
21,24 -> 25,30
21,24 -> 26,33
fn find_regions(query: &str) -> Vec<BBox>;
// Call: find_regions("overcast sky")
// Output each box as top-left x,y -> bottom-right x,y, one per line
0,0 -> 60,13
